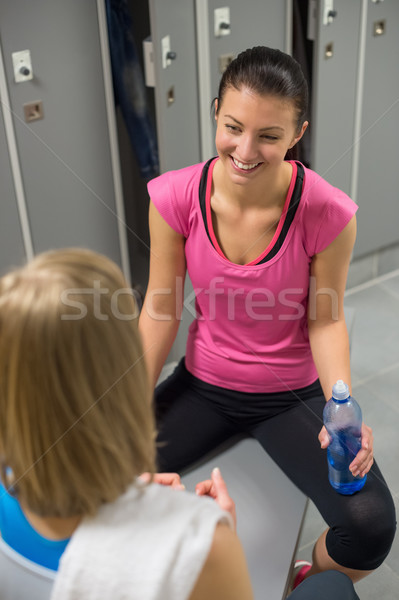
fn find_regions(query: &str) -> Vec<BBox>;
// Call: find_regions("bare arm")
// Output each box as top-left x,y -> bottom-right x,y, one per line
188,522 -> 254,600
307,215 -> 357,401
139,201 -> 186,389
308,215 -> 373,476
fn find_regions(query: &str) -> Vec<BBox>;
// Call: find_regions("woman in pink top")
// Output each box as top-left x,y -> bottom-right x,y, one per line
139,47 -> 395,587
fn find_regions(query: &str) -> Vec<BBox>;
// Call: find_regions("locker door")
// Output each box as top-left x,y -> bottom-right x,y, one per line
197,0 -> 291,159
148,0 -> 202,364
311,0 -> 362,195
0,0 -> 124,270
355,0 -> 399,256
0,106 -> 26,275
149,0 -> 201,172
207,0 -> 288,96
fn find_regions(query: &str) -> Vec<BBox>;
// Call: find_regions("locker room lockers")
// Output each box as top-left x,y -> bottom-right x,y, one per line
1,1 -> 398,279
355,0 -> 399,257
310,0 -> 399,258
0,0 -> 128,278
148,0 -> 291,171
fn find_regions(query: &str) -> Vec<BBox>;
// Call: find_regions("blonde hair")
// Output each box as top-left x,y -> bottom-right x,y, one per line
0,248 -> 156,518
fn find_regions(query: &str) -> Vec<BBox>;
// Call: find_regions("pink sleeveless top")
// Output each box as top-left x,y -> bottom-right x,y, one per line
148,159 -> 357,393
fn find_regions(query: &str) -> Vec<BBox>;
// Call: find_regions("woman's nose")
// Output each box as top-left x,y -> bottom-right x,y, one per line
237,135 -> 258,162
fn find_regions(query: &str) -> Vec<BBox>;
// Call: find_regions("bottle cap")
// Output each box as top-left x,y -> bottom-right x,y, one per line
332,379 -> 350,400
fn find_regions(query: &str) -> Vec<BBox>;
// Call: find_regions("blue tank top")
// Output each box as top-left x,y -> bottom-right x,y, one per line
0,481 -> 69,570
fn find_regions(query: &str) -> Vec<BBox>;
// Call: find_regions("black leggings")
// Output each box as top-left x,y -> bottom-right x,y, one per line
155,359 -> 396,571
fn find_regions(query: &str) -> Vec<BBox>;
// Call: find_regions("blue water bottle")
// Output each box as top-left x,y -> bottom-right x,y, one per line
323,380 -> 367,495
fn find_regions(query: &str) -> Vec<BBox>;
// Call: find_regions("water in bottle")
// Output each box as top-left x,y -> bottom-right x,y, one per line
323,380 -> 367,495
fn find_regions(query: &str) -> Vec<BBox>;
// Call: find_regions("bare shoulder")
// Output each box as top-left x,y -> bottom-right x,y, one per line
312,215 -> 357,279
188,522 -> 254,600
318,214 -> 357,259
149,200 -> 184,242
147,200 -> 186,278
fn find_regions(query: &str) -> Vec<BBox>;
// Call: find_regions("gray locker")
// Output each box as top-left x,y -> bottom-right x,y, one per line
148,0 -> 290,170
149,0 -> 201,172
0,106 -> 26,275
311,0 -> 362,196
311,0 -> 399,259
0,0 -> 125,273
148,0 -> 202,362
197,0 -> 291,159
207,0 -> 288,97
355,0 -> 399,256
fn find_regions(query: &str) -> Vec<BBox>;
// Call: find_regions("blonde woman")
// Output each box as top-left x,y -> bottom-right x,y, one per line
0,248 -> 251,600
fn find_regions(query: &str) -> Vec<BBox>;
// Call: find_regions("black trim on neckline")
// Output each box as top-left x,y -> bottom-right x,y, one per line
198,159 -> 304,265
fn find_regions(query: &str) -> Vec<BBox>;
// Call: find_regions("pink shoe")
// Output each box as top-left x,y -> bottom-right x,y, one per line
292,560 -> 312,590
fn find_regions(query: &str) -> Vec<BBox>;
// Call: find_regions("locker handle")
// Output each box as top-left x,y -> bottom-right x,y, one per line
166,51 -> 177,61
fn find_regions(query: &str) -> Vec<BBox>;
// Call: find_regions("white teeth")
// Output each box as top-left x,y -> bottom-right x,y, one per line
232,158 -> 260,170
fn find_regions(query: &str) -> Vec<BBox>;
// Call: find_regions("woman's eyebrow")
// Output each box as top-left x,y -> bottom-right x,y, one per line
223,114 -> 284,132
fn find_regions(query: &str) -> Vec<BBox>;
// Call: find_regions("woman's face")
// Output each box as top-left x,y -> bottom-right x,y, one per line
215,86 -> 307,185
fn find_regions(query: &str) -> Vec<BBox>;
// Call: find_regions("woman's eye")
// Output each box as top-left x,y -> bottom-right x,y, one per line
226,124 -> 239,133
261,135 -> 278,141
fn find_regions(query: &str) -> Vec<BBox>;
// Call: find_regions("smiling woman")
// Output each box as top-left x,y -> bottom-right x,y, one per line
140,45 -> 396,589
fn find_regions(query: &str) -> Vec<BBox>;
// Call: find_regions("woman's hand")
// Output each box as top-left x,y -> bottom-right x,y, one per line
350,423 -> 374,477
319,422 -> 374,477
195,467 -> 237,530
139,472 -> 185,490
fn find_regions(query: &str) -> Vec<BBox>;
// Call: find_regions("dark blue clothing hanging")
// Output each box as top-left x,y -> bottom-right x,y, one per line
106,0 -> 159,179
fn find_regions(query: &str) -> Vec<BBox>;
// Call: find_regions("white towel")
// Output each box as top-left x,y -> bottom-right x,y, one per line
51,482 -> 232,600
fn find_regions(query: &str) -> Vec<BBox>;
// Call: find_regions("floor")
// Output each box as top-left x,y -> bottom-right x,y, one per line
296,269 -> 399,598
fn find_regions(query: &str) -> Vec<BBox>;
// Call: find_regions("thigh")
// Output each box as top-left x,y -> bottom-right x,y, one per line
155,361 -> 239,472
250,395 -> 329,499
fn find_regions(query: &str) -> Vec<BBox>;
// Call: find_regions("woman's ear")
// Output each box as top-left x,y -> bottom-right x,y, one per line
214,98 -> 219,120
289,120 -> 308,148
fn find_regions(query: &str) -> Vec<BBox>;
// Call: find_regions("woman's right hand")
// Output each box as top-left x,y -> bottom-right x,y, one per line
195,467 -> 237,530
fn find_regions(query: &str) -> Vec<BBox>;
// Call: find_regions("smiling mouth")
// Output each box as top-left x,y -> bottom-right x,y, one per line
231,157 -> 261,171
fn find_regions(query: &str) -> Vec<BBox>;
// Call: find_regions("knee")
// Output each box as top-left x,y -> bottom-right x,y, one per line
353,508 -> 397,569
328,500 -> 397,571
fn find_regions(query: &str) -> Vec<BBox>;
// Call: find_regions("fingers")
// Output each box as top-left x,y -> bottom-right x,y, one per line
350,423 -> 374,477
195,479 -> 214,497
211,467 -> 237,529
155,472 -> 185,490
195,468 -> 237,529
140,472 -> 185,490
319,421 -> 374,478
350,451 -> 373,478
319,425 -> 331,449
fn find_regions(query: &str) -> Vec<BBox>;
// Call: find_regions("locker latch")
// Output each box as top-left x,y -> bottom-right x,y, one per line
323,1 -> 337,26
373,20 -> 386,36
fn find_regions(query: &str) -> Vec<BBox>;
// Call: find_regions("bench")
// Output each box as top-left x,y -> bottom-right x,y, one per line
181,436 -> 307,600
